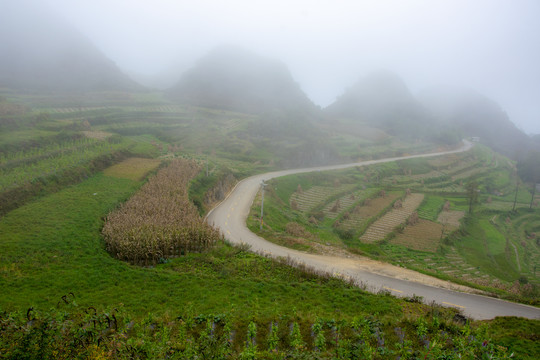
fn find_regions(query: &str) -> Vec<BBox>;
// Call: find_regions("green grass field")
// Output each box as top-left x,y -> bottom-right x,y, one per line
0,172 -> 403,320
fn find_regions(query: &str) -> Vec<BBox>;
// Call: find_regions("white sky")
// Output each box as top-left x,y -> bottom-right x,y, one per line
43,0 -> 540,133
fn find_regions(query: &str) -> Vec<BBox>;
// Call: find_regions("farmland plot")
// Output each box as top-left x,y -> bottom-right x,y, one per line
360,193 -> 424,243
339,192 -> 399,230
103,157 -> 161,181
322,190 -> 364,219
102,159 -> 222,265
407,170 -> 446,181
417,196 -> 444,221
451,166 -> 489,181
427,154 -> 462,168
289,184 -> 356,212
0,138 -> 130,192
391,219 -> 443,252
437,210 -> 465,229
444,159 -> 477,176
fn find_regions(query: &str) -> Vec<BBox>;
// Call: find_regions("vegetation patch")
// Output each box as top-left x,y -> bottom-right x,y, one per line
391,219 -> 443,252
0,302 -> 533,359
253,146 -> 540,301
102,157 -> 161,181
81,129 -> 112,140
360,193 -> 424,243
437,210 -> 465,229
291,184 -> 357,213
417,195 -> 445,221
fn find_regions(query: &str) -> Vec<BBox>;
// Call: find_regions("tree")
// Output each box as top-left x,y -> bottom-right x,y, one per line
517,151 -> 540,209
466,181 -> 479,213
530,183 -> 537,209
512,173 -> 520,212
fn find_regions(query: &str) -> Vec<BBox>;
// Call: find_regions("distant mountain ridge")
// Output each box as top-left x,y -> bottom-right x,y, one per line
168,46 -> 318,114
0,1 -> 140,92
325,70 -> 440,141
417,87 -> 537,157
0,0 -> 535,158
324,71 -> 537,156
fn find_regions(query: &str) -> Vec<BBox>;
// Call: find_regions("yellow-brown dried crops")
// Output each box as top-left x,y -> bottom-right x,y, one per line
102,159 -> 222,265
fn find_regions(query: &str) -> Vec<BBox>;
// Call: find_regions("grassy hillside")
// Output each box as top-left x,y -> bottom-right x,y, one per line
0,93 -> 538,358
0,156 -> 537,359
249,145 -> 540,303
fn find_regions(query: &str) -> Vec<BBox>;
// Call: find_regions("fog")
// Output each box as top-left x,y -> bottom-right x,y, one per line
5,0 -> 540,133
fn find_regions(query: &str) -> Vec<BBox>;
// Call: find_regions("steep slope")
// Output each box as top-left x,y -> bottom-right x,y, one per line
325,70 -> 438,141
418,87 -> 536,157
0,1 -> 140,92
168,46 -> 318,114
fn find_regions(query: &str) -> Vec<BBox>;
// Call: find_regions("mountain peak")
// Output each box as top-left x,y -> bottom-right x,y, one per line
168,46 -> 316,114
0,1 -> 140,92
324,70 -> 427,136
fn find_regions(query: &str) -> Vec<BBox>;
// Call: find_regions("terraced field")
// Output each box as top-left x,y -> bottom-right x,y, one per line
393,246 -> 493,285
360,193 -> 424,243
496,211 -> 540,286
255,145 -> 539,299
416,196 -> 445,221
427,154 -> 461,168
48,105 -> 190,113
321,190 -> 364,219
391,219 -> 443,252
451,166 -> 489,180
102,157 -> 161,181
289,184 -> 357,212
338,192 -> 399,230
437,210 -> 465,229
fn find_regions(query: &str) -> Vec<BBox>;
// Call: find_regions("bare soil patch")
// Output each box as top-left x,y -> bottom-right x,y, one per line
437,210 -> 465,229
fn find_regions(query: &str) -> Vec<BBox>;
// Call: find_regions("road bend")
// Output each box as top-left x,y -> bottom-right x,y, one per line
206,141 -> 540,320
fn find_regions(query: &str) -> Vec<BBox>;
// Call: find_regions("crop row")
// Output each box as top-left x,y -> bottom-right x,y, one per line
0,137 -> 98,165
0,140 -> 129,192
337,193 -> 399,231
290,184 -> 357,212
451,166 -> 489,181
360,193 -> 424,243
391,219 -> 443,252
0,304 -> 519,359
47,106 -> 107,113
102,158 -> 222,265
322,190 -> 364,219
416,196 -> 445,221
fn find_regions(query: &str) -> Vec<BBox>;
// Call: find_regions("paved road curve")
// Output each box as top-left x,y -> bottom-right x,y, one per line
207,141 -> 540,320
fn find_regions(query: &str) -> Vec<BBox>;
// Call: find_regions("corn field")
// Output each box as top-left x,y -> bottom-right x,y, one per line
102,159 -> 223,265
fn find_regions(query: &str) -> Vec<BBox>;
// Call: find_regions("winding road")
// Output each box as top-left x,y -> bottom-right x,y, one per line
207,141 -> 540,320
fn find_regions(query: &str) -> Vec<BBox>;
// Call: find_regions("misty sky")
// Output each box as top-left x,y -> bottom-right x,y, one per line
39,0 -> 540,133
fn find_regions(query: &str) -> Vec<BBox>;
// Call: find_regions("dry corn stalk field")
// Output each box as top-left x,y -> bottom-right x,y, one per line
102,159 -> 222,265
